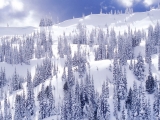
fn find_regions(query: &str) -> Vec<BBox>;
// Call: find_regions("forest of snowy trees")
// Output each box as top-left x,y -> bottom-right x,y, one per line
0,10 -> 160,120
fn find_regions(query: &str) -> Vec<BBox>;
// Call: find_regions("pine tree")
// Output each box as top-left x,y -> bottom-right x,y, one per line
146,74 -> 155,94
14,95 -> 22,120
118,67 -> 127,100
139,87 -> 146,120
145,39 -> 152,64
0,46 -> 4,62
113,85 -> 118,119
61,102 -> 67,120
153,83 -> 160,119
131,81 -> 138,119
62,67 -> 66,82
71,87 -> 80,120
19,40 -> 23,64
80,79 -> 85,118
39,83 -> 46,119
48,32 -> 53,45
4,93 -> 8,120
101,78 -> 110,119
134,53 -> 145,81
58,37 -> 64,58
125,88 -> 132,110
67,50 -> 75,87
153,22 -> 160,46
145,99 -> 151,120
96,97 -> 104,120
109,64 -> 112,72
47,41 -> 53,58
47,80 -> 55,117
39,18 -> 45,27
2,68 -> 6,87
109,29 -> 117,59
74,80 -> 81,120
77,23 -> 87,44
121,106 -> 126,120
89,30 -> 94,47
113,51 -> 119,84
78,53 -> 86,78
127,108 -> 131,120
158,40 -> 160,71
53,62 -> 57,76
20,90 -> 26,118
63,33 -> 68,55
12,68 -> 20,91
26,70 -> 35,119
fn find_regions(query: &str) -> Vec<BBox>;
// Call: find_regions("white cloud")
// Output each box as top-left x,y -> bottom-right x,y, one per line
143,0 -> 159,6
116,0 -> 159,7
0,0 -> 24,11
11,0 -> 24,12
0,0 -> 39,27
0,0 -> 9,9
117,0 -> 134,7
7,11 -> 38,27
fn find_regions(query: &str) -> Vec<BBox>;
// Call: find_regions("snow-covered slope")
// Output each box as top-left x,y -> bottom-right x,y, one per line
0,26 -> 36,36
52,9 -> 160,37
58,9 -> 160,29
0,9 -> 160,120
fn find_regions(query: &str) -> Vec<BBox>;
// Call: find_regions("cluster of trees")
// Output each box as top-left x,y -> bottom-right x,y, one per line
71,23 -> 143,62
0,31 -> 53,65
35,31 -> 53,59
0,69 -> 56,120
11,68 -> 25,92
125,8 -> 134,14
59,22 -> 160,119
100,8 -> 133,15
0,71 -> 35,120
0,37 -> 34,65
61,71 -> 110,120
33,58 -> 52,87
39,17 -> 53,27
0,68 -> 6,89
38,82 -> 56,119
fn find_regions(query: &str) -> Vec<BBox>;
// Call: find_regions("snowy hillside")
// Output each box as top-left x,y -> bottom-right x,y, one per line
0,8 -> 160,120
0,27 -> 36,37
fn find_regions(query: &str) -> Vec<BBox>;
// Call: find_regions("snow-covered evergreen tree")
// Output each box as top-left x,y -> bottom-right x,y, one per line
26,70 -> 35,119
47,80 -> 55,117
125,88 -> 132,110
121,106 -> 126,120
38,83 -> 48,120
134,53 -> 145,81
146,74 -> 155,94
12,68 -> 21,91
14,95 -> 22,120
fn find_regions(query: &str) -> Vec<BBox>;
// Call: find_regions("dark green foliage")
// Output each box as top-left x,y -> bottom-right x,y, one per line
125,88 -> 132,110
63,82 -> 68,91
146,75 -> 155,94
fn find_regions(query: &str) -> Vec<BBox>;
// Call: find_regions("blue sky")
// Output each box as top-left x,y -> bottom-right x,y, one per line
0,0 -> 159,27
